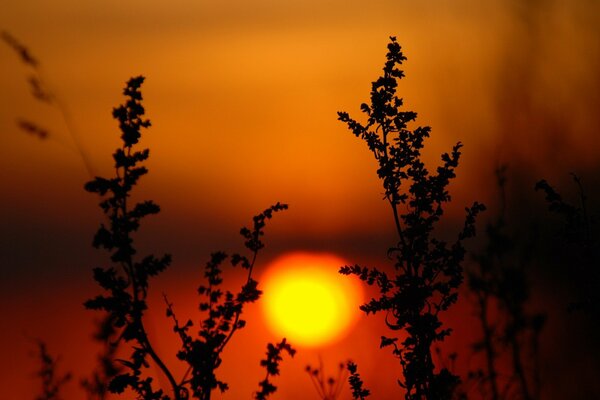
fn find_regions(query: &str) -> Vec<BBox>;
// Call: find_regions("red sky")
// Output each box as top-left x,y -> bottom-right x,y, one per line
1,0 -> 599,398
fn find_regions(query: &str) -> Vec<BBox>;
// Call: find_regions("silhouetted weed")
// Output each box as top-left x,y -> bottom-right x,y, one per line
84,76 -> 173,399
80,315 -> 122,400
2,30 -> 95,175
32,340 -> 72,400
338,37 -> 485,400
164,203 -> 290,399
536,175 -> 599,318
346,361 -> 370,400
468,167 -> 545,400
84,76 -> 291,399
255,339 -> 296,400
305,358 -> 348,400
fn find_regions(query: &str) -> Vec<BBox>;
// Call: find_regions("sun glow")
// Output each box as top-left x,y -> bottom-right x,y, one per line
261,253 -> 363,347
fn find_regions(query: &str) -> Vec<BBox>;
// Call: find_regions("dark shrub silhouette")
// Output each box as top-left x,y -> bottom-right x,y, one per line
1,30 -> 95,176
338,37 -> 485,399
535,175 -> 599,319
80,316 -> 122,400
305,359 -> 349,400
32,340 -> 72,400
255,338 -> 296,400
535,174 -> 600,399
5,33 -> 294,398
467,167 -> 545,400
84,76 -> 292,399
162,203 -> 290,400
346,361 -> 370,400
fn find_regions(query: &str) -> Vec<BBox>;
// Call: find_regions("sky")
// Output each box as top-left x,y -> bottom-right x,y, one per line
1,0 -> 599,398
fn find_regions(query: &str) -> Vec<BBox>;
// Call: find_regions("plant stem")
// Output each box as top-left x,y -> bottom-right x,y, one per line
511,335 -> 532,400
479,294 -> 500,400
121,157 -> 181,400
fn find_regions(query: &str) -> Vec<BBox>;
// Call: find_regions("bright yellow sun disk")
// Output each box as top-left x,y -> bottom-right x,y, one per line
261,253 -> 363,347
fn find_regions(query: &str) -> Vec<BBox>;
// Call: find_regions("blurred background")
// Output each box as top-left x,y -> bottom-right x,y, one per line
1,0 -> 599,398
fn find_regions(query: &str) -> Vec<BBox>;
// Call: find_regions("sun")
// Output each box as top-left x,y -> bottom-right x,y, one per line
260,252 -> 363,347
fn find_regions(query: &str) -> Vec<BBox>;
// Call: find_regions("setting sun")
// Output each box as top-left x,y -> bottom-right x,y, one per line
261,252 -> 363,347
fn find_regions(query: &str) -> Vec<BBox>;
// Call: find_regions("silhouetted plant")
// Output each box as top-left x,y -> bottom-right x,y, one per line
5,34 -> 119,397
80,315 -> 122,400
163,203 -> 290,400
338,36 -> 485,400
305,358 -> 348,400
1,30 -> 94,175
347,361 -> 370,400
84,75 -> 174,399
254,339 -> 296,400
33,340 -> 72,400
85,76 -> 290,399
535,174 -> 599,317
468,167 -> 545,400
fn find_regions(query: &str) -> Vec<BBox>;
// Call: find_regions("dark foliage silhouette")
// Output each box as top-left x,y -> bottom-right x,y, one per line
467,167 -> 545,400
338,37 -> 485,400
84,75 -> 174,399
346,361 -> 370,400
163,203 -> 290,400
33,340 -> 72,400
254,338 -> 296,400
80,316 -> 122,400
2,30 -> 95,175
85,76 -> 291,399
305,359 -> 349,400
4,32 -> 125,399
1,31 -> 39,67
535,175 -> 599,318
535,174 -> 600,396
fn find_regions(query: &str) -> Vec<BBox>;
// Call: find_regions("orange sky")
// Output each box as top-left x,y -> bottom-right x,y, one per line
1,0 -> 599,398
